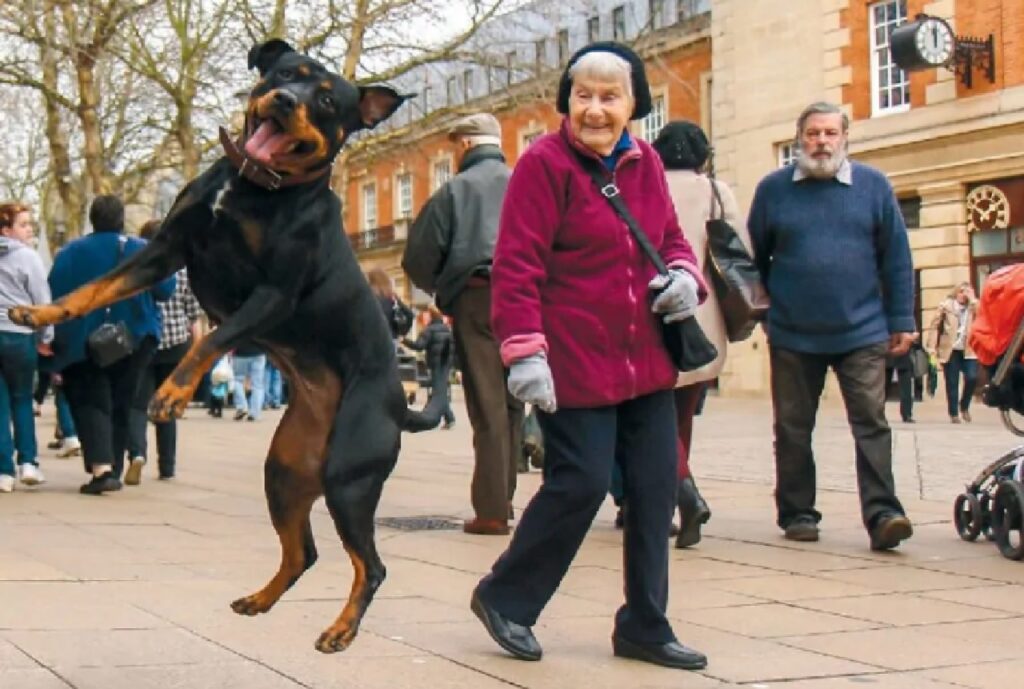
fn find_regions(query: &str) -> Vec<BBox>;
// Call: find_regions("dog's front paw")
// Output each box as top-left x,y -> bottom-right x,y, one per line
149,380 -> 194,422
230,593 -> 274,616
8,304 -> 67,328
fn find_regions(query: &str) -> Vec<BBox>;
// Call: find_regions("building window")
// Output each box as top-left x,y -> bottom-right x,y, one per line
777,142 -> 797,168
557,29 -> 570,64
678,0 -> 710,22
869,0 -> 910,115
639,94 -> 666,142
612,6 -> 626,41
898,195 -> 921,230
587,15 -> 600,42
420,84 -> 433,115
446,76 -> 458,105
362,182 -> 377,232
463,69 -> 473,100
520,129 -> 545,155
506,50 -> 516,85
534,38 -> 546,73
649,0 -> 664,30
396,174 -> 413,219
433,159 -> 451,192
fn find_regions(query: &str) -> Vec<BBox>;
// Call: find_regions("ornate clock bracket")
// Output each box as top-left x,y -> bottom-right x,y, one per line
953,33 -> 996,89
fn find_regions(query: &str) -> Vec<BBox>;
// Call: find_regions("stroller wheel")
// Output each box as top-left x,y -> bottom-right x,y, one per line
980,493 -> 997,541
991,480 -> 1024,560
953,493 -> 982,541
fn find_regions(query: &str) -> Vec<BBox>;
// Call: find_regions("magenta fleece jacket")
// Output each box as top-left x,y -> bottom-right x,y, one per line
491,118 -> 706,409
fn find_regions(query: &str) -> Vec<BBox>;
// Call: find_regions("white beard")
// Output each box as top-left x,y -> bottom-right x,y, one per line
796,146 -> 846,179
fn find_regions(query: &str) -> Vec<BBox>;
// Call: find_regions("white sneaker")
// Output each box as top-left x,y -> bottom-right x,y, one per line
124,456 -> 145,486
0,474 -> 14,493
18,464 -> 45,486
56,437 -> 81,458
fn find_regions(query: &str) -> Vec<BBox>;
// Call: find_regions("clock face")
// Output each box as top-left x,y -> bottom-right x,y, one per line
915,18 -> 955,66
966,185 -> 1010,233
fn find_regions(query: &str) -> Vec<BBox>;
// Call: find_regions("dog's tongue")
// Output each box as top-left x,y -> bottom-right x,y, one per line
244,120 -> 296,165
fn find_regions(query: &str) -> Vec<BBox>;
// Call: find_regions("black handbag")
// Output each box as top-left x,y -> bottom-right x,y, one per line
706,177 -> 769,342
86,237 -> 136,368
578,159 -> 717,372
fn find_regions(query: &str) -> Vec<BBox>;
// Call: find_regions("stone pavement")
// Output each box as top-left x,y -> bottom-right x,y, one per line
2,390 -> 1024,689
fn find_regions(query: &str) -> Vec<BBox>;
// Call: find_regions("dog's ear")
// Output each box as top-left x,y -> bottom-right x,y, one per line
356,86 -> 410,130
248,39 -> 296,75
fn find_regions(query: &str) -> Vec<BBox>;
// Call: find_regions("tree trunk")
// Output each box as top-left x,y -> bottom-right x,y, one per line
341,0 -> 371,80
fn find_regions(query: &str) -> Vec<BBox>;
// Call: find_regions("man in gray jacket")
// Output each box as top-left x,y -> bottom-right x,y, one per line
403,113 -> 524,535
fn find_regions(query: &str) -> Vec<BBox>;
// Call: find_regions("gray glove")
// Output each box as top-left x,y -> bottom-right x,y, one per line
507,352 -> 557,413
649,269 -> 699,323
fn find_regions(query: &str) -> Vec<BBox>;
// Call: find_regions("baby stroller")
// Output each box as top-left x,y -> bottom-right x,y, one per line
953,264 -> 1024,560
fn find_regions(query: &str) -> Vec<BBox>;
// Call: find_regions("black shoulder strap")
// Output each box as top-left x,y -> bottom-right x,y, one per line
575,153 -> 668,277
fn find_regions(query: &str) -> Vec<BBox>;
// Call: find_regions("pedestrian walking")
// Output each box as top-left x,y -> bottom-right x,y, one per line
0,202 -> 52,492
925,282 -> 979,424
47,195 -> 175,495
231,344 -> 266,421
403,111 -> 525,536
748,102 -> 915,550
470,42 -> 708,670
401,305 -> 455,429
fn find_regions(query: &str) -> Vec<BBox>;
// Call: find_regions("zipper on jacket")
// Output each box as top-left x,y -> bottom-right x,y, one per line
609,168 -> 640,399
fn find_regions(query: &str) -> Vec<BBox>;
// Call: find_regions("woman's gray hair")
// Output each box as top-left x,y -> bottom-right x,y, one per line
947,281 -> 971,299
796,101 -> 849,137
567,50 -> 633,99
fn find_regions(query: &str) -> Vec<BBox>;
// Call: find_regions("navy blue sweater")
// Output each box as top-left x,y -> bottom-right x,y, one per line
48,230 -> 176,371
748,161 -> 915,354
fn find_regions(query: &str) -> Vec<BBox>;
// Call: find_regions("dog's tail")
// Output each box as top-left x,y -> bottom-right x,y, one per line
402,362 -> 451,433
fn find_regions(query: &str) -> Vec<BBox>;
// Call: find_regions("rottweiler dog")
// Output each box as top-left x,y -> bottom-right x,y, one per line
10,39 -> 448,653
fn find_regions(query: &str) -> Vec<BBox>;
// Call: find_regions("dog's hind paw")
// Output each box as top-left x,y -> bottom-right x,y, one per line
315,625 -> 357,653
230,594 -> 274,616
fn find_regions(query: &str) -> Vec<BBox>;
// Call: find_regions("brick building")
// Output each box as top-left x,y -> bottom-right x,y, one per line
337,0 -> 712,302
341,0 -> 1024,396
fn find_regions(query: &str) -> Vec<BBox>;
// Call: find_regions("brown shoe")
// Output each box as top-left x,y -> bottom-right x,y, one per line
463,518 -> 510,535
961,410 -> 972,423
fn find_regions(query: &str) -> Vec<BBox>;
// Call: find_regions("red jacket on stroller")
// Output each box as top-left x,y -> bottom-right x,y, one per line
969,264 -> 1024,366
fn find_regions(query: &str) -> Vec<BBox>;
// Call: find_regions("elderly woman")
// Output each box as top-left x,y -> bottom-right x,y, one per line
470,43 -> 708,671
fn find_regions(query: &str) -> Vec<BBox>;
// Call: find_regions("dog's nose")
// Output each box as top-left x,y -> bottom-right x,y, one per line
274,90 -> 297,112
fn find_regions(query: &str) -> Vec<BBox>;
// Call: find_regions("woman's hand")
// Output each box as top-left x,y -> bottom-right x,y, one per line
507,352 -> 557,413
649,270 -> 699,322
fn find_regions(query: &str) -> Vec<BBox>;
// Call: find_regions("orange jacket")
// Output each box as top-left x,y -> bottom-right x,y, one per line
969,264 -> 1024,366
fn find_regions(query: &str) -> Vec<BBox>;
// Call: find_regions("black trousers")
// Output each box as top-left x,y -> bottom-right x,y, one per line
770,342 -> 905,530
132,340 -> 190,477
61,337 -> 157,477
477,389 -> 678,645
896,366 -> 914,421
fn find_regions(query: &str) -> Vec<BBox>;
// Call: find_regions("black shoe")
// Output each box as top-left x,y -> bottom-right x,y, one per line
902,417 -> 915,423
79,472 -> 122,495
784,516 -> 820,542
470,590 -> 542,661
869,513 -> 913,551
612,635 -> 707,670
614,507 -> 625,529
675,477 -> 711,548
234,409 -> 247,421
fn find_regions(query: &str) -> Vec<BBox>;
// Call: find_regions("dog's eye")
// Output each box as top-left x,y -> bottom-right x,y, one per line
318,93 -> 334,110
277,69 -> 293,80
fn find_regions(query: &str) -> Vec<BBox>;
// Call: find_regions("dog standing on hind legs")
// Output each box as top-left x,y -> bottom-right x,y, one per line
9,39 -> 448,653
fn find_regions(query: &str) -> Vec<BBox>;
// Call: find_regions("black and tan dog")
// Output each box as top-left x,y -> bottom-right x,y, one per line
10,39 -> 448,653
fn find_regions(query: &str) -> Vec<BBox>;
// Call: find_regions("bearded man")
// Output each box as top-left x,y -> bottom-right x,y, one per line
748,101 -> 916,551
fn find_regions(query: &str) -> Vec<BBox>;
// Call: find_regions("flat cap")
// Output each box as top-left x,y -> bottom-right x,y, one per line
447,113 -> 501,140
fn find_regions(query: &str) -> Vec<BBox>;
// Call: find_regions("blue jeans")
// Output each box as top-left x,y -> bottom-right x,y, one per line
233,355 -> 266,419
56,387 -> 77,438
264,362 -> 283,407
0,332 -> 39,475
943,350 -> 978,418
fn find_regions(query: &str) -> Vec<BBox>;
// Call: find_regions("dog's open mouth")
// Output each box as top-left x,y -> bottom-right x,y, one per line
245,118 -> 309,166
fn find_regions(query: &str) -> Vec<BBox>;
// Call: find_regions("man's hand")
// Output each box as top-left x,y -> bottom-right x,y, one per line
649,269 -> 700,323
507,352 -> 557,413
888,332 -> 915,356
36,341 -> 53,357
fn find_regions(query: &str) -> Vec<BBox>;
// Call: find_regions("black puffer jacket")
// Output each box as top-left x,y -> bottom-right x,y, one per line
402,318 -> 453,371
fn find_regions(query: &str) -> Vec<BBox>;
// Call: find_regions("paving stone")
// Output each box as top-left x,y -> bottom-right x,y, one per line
0,669 -> 72,689
920,659 -> 1024,689
794,592 -> 1015,626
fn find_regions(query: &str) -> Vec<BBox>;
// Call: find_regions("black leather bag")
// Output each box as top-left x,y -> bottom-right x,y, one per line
579,159 -> 717,372
706,178 -> 769,342
86,238 -> 136,368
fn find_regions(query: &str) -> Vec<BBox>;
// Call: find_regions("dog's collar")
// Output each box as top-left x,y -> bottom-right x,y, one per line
219,127 -> 331,191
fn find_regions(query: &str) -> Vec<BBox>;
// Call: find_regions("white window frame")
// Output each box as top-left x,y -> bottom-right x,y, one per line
395,172 -> 413,219
869,0 -> 911,117
587,16 -> 600,42
432,156 -> 453,192
612,5 -> 627,41
361,181 -> 377,232
519,125 -> 546,157
649,0 -> 664,30
777,142 -> 797,168
639,92 -> 667,142
446,75 -> 458,105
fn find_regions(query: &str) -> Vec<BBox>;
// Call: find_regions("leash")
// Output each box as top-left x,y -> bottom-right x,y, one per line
218,127 -> 331,191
